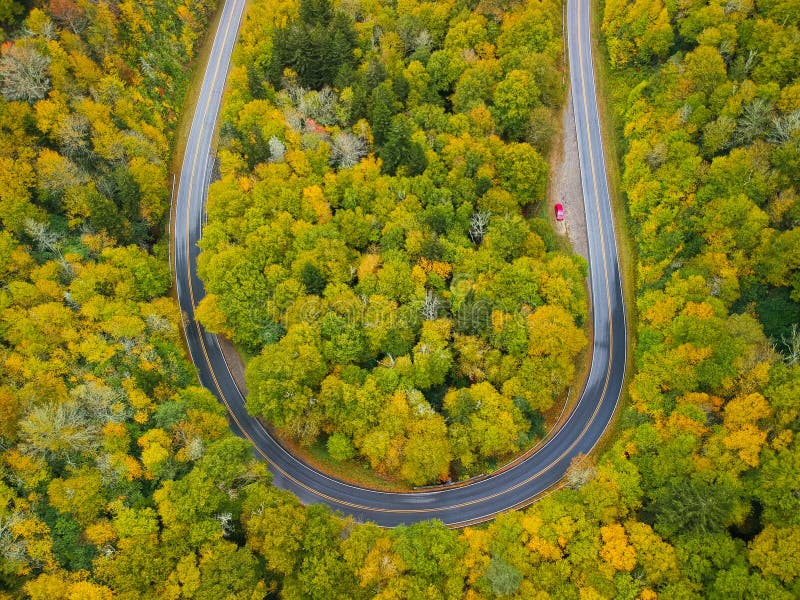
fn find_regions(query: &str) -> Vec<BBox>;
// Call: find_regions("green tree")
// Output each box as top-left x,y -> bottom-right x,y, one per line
445,383 -> 529,470
246,324 -> 328,431
496,142 -> 548,204
379,115 -> 427,176
493,70 -> 540,141
326,432 -> 355,461
484,555 -> 522,596
0,0 -> 23,26
650,478 -> 737,539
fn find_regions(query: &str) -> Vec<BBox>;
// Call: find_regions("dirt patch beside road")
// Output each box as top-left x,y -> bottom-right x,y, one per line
548,90 -> 589,263
218,336 -> 248,395
545,87 -> 594,435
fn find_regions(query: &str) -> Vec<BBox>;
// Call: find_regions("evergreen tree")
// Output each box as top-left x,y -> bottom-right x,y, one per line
379,114 -> 427,176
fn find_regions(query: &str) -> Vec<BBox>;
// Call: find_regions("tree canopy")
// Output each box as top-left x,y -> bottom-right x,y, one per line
0,0 -> 799,597
198,0 -> 584,484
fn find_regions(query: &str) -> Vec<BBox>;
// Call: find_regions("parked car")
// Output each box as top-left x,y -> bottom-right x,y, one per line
555,203 -> 565,221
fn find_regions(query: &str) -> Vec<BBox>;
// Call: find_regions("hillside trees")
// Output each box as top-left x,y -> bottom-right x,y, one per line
0,0 -> 217,244
0,1 -> 24,28
200,0 -> 584,484
2,0 -> 800,597
0,1 -> 275,596
0,217 -> 279,594
600,0 -> 800,595
268,0 -> 358,89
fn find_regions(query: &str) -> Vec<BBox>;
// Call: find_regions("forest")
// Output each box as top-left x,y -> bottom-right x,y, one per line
0,0 -> 797,598
196,0 -> 582,484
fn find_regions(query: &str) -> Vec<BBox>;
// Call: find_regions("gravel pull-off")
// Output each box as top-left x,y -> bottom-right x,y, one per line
550,90 -> 589,263
218,335 -> 248,395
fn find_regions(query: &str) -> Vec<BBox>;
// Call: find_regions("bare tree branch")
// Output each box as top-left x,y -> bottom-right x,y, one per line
0,44 -> 51,102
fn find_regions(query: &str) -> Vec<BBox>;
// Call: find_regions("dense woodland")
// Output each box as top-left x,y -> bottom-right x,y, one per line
0,0 -> 798,598
197,0 -> 581,484
599,0 -> 800,594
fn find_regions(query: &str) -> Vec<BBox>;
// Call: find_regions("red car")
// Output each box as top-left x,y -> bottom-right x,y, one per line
555,203 -> 565,221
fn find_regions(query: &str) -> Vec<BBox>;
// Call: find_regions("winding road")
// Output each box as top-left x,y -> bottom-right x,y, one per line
173,0 -> 626,527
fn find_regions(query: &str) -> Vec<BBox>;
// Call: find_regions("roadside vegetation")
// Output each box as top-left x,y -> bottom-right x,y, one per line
0,1 -> 277,596
597,0 -> 800,594
0,0 -> 798,598
197,0 -> 582,485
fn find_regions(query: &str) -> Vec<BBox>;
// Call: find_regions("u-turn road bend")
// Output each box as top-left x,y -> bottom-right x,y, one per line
173,0 -> 627,527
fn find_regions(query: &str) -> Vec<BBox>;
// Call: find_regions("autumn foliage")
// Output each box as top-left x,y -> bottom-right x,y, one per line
198,0 -> 583,484
0,0 -> 799,597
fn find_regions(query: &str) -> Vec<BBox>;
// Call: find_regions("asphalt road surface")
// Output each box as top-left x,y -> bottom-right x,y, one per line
173,0 -> 626,527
